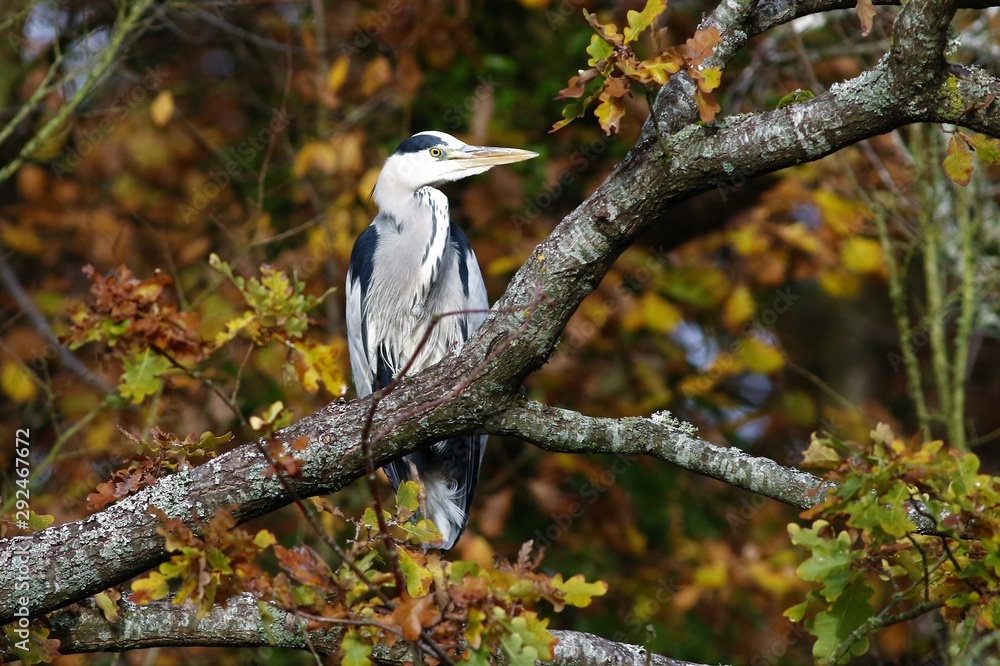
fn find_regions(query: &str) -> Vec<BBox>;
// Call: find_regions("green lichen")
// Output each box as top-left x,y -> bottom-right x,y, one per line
940,76 -> 965,118
776,89 -> 815,109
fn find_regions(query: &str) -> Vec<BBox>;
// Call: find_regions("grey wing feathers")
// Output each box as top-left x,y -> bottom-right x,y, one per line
346,224 -> 379,397
450,224 -> 489,337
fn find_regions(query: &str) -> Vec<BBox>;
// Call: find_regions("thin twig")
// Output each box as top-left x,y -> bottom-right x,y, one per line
0,245 -> 111,392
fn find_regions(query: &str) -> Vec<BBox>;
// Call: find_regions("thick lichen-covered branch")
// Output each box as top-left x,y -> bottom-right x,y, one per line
11,594 -> 702,666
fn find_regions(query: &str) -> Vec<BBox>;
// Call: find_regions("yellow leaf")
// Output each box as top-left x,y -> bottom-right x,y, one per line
150,91 -> 174,127
131,571 -> 170,604
698,67 -> 722,92
818,267 -> 860,298
723,284 -> 755,329
736,337 -> 784,374
693,562 -> 728,588
2,360 -> 38,403
840,236 -> 884,274
487,254 -> 527,278
357,167 -> 380,201
729,224 -> 769,255
815,191 -> 868,236
776,222 -> 822,253
594,94 -> 626,136
551,573 -> 609,607
328,56 -> 350,94
943,133 -> 974,186
253,530 -> 277,549
0,221 -> 43,255
361,57 -> 393,96
639,293 -> 682,333
293,141 -> 338,177
294,340 -> 348,395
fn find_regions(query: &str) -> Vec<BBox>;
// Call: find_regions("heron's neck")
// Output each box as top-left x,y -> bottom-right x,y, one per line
374,184 -> 451,305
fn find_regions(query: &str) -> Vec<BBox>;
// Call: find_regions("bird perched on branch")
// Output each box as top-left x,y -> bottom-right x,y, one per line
346,131 -> 537,549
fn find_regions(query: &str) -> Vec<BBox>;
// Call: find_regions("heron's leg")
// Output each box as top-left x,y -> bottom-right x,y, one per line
407,460 -> 429,518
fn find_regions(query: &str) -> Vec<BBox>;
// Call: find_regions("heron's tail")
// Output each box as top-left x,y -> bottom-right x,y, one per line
423,473 -> 467,550
382,434 -> 486,550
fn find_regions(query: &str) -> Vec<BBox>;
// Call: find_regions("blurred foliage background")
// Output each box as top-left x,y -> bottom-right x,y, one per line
1,0 -> 999,663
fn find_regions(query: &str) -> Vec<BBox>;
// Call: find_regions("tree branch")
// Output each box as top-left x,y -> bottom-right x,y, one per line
486,401 -> 834,510
5,593 -> 705,666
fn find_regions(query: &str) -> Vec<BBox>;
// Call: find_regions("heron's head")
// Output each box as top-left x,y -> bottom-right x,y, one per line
374,131 -> 537,208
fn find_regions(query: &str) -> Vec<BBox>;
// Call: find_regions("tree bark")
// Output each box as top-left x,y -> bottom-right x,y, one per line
3,594 -> 704,666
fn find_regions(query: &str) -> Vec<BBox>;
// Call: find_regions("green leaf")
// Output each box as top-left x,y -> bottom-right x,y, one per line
790,522 -> 859,601
396,481 -> 421,513
623,0 -> 667,43
876,483 -> 916,537
361,507 -> 383,530
586,34 -> 613,67
968,133 -> 1000,162
551,574 -> 609,608
498,611 -> 557,665
784,600 -> 809,622
341,628 -> 372,666
119,349 -> 171,404
24,511 -> 55,531
449,560 -> 481,583
398,518 -> 442,546
396,546 -> 433,597
811,581 -> 873,663
94,591 -> 120,622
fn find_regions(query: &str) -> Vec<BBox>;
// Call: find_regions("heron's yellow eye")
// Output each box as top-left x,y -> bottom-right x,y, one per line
429,147 -> 443,158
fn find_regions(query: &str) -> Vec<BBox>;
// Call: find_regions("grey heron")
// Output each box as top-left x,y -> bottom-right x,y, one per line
346,130 -> 537,550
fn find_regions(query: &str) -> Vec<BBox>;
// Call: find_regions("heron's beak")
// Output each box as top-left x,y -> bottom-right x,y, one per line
451,145 -> 538,170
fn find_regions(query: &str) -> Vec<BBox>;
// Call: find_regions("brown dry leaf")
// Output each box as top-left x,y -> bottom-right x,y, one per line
682,27 -> 721,67
87,480 -> 118,511
391,594 -> 440,642
274,544 -> 333,588
856,0 -> 877,36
